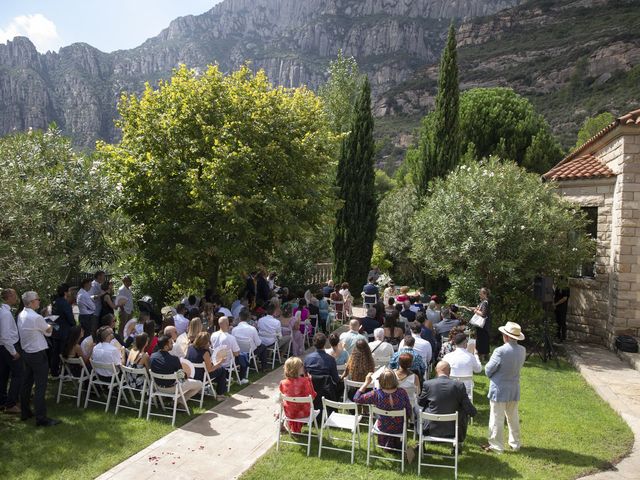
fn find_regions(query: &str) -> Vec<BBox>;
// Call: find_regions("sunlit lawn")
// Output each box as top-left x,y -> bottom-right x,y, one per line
241,357 -> 633,480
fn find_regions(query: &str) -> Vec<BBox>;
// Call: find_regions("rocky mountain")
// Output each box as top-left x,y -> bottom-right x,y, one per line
0,0 -> 638,164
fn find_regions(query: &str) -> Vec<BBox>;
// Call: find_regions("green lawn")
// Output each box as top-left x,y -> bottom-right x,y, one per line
0,369 -> 266,480
241,357 -> 633,480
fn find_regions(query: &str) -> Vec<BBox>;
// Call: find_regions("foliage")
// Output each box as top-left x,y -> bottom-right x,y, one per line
0,127 -> 117,296
99,65 -> 337,295
574,112 -> 615,149
332,77 -> 377,289
459,88 -> 564,173
373,169 -> 396,203
318,49 -> 362,134
370,242 -> 393,274
411,158 -> 594,324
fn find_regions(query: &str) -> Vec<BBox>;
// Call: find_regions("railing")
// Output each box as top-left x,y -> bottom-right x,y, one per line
308,262 -> 332,286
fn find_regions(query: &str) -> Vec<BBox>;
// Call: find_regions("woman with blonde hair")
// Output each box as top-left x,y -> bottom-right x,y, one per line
187,317 -> 204,345
278,356 -> 317,433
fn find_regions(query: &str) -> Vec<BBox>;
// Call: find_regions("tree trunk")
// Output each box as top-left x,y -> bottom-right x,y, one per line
208,258 -> 220,294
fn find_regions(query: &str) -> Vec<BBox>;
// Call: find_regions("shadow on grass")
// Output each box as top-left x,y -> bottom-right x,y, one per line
520,445 -> 617,471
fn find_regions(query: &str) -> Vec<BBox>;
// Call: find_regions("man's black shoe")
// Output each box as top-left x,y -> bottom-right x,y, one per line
36,417 -> 61,427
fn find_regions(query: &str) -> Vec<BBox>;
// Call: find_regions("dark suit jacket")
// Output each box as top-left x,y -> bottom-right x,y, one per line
360,316 -> 381,336
418,375 -> 477,442
52,297 -> 76,341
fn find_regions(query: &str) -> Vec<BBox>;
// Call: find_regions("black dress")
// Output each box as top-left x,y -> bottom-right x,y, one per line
475,299 -> 491,355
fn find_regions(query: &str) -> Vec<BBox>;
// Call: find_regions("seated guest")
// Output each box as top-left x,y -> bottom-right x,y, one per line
361,277 -> 379,299
383,281 -> 395,306
62,325 -> 90,374
385,297 -> 396,317
150,335 -> 202,403
212,295 -> 233,318
329,286 -> 344,318
392,353 -> 420,402
434,307 -> 460,340
400,300 -> 416,324
341,339 -> 375,382
91,326 -> 124,379
143,320 -> 158,354
232,308 -> 269,372
211,316 -> 249,385
100,313 -> 125,347
322,280 -> 334,299
303,333 -> 340,385
389,336 -> 426,379
442,333 -> 482,394
354,370 -> 412,450
123,311 -> 148,346
360,307 -> 381,337
186,332 -> 227,397
426,300 -> 441,324
383,311 -> 404,348
325,332 -> 349,366
127,332 -> 150,370
163,326 -> 185,358
418,361 -> 477,449
438,326 -> 467,361
278,357 -> 317,433
396,286 -> 410,303
339,283 -> 353,317
258,302 -> 289,352
368,328 -> 394,365
231,297 -> 248,322
399,323 -> 433,367
186,317 -> 204,345
173,304 -> 190,336
339,319 -> 368,355
419,314 -> 437,356
201,302 -> 217,332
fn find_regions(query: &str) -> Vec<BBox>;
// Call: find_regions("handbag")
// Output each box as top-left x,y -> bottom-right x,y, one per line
470,313 -> 486,329
615,335 -> 639,353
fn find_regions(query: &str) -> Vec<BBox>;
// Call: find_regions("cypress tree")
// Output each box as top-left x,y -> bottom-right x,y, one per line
415,22 -> 461,197
332,77 -> 377,290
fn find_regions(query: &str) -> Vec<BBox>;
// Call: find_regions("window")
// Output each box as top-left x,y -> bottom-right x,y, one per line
578,206 -> 598,277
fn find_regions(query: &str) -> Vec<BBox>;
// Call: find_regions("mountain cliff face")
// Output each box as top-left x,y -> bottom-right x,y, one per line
0,0 -> 521,148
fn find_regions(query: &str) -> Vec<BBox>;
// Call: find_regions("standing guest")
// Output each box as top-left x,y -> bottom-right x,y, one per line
186,332 -> 227,397
50,283 -> 76,376
279,356 -> 317,433
367,266 -> 381,283
339,319 -> 368,355
554,283 -> 570,343
482,322 -> 526,454
77,278 -> 97,340
341,339 -> 375,383
232,309 -> 269,372
418,361 -> 477,450
368,328 -> 394,365
399,323 -> 432,367
256,270 -> 272,306
339,283 -> 353,318
329,286 -> 344,321
18,291 -> 59,426
288,310 -> 306,358
91,326 -> 124,379
322,280 -> 334,299
143,320 -> 158,355
442,333 -> 482,394
325,333 -> 349,366
211,316 -> 249,385
116,275 -> 134,337
244,271 -> 257,307
303,333 -> 340,385
150,335 -> 203,403
317,294 -> 329,334
293,299 -> 310,327
267,271 -> 278,291
463,288 -> 491,362
99,281 -> 117,322
90,271 -> 107,319
0,288 -> 22,414
360,307 -> 381,337
173,304 -> 190,336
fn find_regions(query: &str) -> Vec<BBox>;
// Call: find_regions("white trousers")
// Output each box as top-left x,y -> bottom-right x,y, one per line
488,400 -> 521,452
158,379 -> 203,402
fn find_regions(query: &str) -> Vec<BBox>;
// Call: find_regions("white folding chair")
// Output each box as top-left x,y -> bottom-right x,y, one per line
115,365 -> 149,418
343,378 -> 372,403
366,406 -> 408,472
329,300 -> 345,324
363,294 -> 377,309
418,411 -> 459,478
189,362 -> 218,408
318,398 -> 362,464
304,315 -> 318,348
226,356 -> 242,390
147,371 -> 191,427
336,363 -> 347,375
57,355 -> 91,407
402,383 -> 420,439
266,340 -> 282,369
450,375 -> 474,424
276,394 -> 320,457
236,337 -> 259,373
84,360 -> 121,412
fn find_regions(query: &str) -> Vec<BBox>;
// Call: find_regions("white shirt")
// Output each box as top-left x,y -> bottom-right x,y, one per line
174,314 -> 190,335
182,296 -> 200,309
90,280 -> 103,312
117,285 -> 134,314
368,340 -> 394,364
443,346 -> 483,378
77,288 -> 96,315
217,307 -> 233,318
82,336 -> 122,358
172,333 -> 189,358
17,307 -> 51,353
91,341 -> 122,377
232,321 -> 262,350
257,315 -> 281,347
210,331 -> 240,368
399,333 -> 432,365
0,304 -> 19,356
231,303 -> 245,320
426,308 -> 441,324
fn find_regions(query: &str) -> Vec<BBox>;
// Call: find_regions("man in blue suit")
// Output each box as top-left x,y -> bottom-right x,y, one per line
483,322 -> 526,453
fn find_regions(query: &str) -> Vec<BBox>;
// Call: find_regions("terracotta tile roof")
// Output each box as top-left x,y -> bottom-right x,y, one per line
543,108 -> 640,181
543,153 -> 614,181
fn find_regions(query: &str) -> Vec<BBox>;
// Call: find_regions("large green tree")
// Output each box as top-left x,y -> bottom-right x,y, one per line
100,65 -> 336,292
332,77 -> 377,289
318,50 -> 362,134
0,127 -> 116,295
574,112 -> 615,149
413,23 -> 461,197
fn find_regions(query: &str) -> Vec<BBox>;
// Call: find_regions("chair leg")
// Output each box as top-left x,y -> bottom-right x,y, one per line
115,386 -> 123,415
172,395 -> 178,427
57,377 -> 63,404
138,388 -> 146,418
307,420 -> 312,457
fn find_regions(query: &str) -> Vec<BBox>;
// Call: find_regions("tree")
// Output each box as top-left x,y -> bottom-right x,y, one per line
332,77 -> 377,289
0,127 -> 116,295
575,112 -> 615,149
318,50 -> 362,134
411,158 -> 594,329
99,65 -> 337,293
412,23 -> 461,197
459,87 -> 564,173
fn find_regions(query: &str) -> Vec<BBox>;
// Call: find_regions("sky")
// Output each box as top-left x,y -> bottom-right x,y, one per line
0,1 -> 224,53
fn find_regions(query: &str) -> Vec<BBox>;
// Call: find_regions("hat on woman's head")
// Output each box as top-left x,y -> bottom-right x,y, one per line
498,322 -> 525,341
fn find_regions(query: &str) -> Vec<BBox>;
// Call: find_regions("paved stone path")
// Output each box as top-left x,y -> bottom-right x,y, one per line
566,343 -> 640,479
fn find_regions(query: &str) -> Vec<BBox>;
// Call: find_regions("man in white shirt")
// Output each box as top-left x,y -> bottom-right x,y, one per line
426,300 -> 441,324
91,326 -> 124,378
399,323 -> 433,366
77,278 -> 97,340
163,326 -> 186,358
340,319 -> 368,355
257,303 -> 287,349
368,327 -> 394,365
173,304 -> 190,336
0,288 -> 22,413
211,316 -> 248,384
116,275 -> 134,337
232,309 -> 268,372
442,333 -> 482,395
17,291 -> 59,426
90,270 -> 106,318
172,327 -> 190,358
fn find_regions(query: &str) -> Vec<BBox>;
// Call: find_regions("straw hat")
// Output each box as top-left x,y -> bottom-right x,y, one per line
498,321 -> 525,341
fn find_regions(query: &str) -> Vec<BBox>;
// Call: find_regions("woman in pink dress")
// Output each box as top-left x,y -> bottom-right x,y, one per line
279,357 -> 317,433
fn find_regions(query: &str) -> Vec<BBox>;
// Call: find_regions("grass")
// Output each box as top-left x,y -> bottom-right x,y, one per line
241,357 -> 633,480
0,368 -> 267,480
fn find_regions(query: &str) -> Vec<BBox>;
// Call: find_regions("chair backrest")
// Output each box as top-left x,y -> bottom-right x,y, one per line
282,394 -> 314,405
371,405 -> 406,419
120,364 -> 149,378
60,355 -> 90,377
308,314 -> 318,323
149,371 -> 179,383
235,336 -> 255,354
343,378 -> 366,390
363,294 -> 377,304
420,411 -> 458,423
90,360 -> 119,377
322,398 -> 357,412
336,364 -> 347,373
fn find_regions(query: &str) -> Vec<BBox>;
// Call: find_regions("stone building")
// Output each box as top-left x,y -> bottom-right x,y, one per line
543,109 -> 640,346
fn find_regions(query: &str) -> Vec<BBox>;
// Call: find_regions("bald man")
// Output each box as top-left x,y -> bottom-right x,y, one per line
418,361 -> 477,450
210,317 -> 248,384
339,319 -> 367,355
